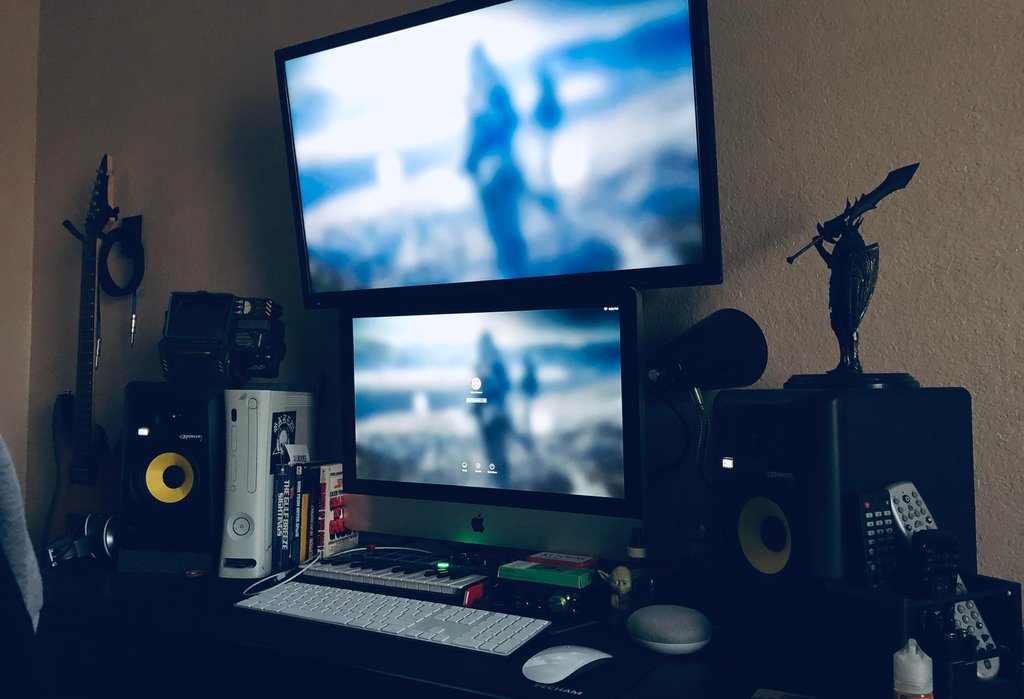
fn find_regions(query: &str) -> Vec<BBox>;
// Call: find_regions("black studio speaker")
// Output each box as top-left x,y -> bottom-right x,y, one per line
118,382 -> 224,574
708,387 -> 976,635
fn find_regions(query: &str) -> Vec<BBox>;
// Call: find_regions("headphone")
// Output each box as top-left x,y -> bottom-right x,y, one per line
46,513 -> 118,568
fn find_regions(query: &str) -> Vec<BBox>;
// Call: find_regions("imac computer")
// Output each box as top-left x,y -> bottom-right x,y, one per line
339,289 -> 645,560
276,0 -> 722,312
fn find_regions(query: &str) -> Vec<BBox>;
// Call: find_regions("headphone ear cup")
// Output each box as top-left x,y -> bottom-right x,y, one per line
99,515 -> 117,559
47,513 -> 117,567
82,514 -> 118,560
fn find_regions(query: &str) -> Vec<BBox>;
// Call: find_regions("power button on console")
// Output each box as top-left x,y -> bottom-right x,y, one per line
231,516 -> 252,537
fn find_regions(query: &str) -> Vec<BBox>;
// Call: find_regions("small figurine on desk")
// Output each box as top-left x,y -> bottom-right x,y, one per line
786,163 -> 921,389
598,565 -> 633,626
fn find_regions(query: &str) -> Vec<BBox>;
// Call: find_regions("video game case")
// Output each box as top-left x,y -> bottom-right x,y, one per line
271,463 -> 292,572
281,444 -> 311,569
315,465 -> 329,554
498,560 -> 595,589
302,462 -> 322,563
291,464 -> 305,567
320,463 -> 358,559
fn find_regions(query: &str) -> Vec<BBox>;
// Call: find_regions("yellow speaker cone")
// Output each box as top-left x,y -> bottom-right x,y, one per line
737,496 -> 792,575
145,452 -> 195,504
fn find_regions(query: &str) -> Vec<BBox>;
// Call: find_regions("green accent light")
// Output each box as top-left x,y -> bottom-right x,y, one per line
436,561 -> 450,571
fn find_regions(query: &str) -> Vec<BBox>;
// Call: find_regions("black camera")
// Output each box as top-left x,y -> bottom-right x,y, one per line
158,291 -> 285,386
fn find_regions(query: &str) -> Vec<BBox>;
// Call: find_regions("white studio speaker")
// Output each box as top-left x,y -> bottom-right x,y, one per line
218,389 -> 315,579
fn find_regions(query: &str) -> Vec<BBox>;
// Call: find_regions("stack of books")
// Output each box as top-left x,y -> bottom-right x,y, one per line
272,445 -> 358,571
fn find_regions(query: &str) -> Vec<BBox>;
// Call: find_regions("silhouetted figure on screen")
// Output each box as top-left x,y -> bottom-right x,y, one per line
519,353 -> 539,444
472,332 -> 513,486
534,66 -> 562,209
465,45 -> 529,279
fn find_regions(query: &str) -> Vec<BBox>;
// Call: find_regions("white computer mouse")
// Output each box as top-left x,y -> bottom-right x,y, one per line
521,645 -> 613,684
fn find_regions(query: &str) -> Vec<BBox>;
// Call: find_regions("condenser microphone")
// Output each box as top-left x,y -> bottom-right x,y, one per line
647,308 -> 768,390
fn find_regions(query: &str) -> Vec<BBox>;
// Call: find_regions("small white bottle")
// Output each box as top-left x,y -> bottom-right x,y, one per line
893,638 -> 934,699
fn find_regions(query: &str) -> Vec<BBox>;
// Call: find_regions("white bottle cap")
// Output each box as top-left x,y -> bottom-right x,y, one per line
893,638 -> 933,694
627,527 -> 647,559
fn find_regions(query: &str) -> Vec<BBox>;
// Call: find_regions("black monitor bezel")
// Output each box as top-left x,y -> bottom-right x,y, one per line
276,0 -> 722,313
337,286 -> 645,519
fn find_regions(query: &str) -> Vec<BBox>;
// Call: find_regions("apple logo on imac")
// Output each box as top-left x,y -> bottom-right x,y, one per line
471,513 -> 485,533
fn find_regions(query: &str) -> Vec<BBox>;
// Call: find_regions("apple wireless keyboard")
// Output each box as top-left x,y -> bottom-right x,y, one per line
236,580 -> 550,656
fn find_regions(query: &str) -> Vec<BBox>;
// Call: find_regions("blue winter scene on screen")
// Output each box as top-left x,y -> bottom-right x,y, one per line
351,307 -> 625,498
284,0 -> 701,293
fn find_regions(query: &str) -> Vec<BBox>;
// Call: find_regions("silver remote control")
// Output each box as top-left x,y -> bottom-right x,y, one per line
886,481 -> 999,681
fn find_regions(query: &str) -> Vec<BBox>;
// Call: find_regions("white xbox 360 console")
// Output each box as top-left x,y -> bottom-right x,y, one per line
218,389 -> 315,579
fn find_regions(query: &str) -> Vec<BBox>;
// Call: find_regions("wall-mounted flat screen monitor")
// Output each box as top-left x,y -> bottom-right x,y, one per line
276,0 -> 721,311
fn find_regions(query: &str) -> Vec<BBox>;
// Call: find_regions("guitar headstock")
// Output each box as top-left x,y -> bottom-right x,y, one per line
84,154 -> 119,234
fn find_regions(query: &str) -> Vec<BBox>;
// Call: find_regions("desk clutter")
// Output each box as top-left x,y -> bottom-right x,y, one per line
41,283 -> 1022,699
43,376 -> 1024,699
707,387 -> 1022,698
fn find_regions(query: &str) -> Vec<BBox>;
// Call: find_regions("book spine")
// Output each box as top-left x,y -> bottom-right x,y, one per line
272,467 -> 282,573
323,464 -> 346,559
290,464 -> 304,567
272,464 -> 291,573
315,468 -> 328,557
299,492 -> 310,564
304,463 -> 321,561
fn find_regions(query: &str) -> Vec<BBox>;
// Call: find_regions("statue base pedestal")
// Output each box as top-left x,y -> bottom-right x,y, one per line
784,372 -> 919,390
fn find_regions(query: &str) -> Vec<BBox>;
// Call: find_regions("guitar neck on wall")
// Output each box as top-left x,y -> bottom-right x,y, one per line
70,205 -> 103,482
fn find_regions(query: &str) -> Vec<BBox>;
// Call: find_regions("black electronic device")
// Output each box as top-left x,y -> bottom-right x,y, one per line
490,578 -> 597,620
275,0 -> 722,313
158,291 -> 285,386
646,308 -> 768,391
118,381 -> 224,574
708,387 -> 976,636
856,489 -> 899,591
909,528 -> 959,599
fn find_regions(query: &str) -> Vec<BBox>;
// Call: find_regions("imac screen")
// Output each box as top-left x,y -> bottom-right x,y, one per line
277,0 -> 720,309
339,292 -> 644,557
352,305 -> 626,500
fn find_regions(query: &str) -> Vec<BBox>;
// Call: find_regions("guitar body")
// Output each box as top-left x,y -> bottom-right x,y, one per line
49,392 -> 118,541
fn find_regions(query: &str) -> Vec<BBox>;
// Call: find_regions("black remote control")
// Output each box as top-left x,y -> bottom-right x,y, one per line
856,490 -> 899,590
909,528 -> 959,599
886,480 -> 999,681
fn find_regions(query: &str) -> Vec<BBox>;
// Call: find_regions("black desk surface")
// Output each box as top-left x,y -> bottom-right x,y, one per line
34,562 -> 1024,699
34,561 -> 786,699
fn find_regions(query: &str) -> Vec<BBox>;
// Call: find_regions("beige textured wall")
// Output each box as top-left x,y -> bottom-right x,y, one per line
697,1 -> 1023,584
0,0 -> 40,491
16,2 -> 1023,585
